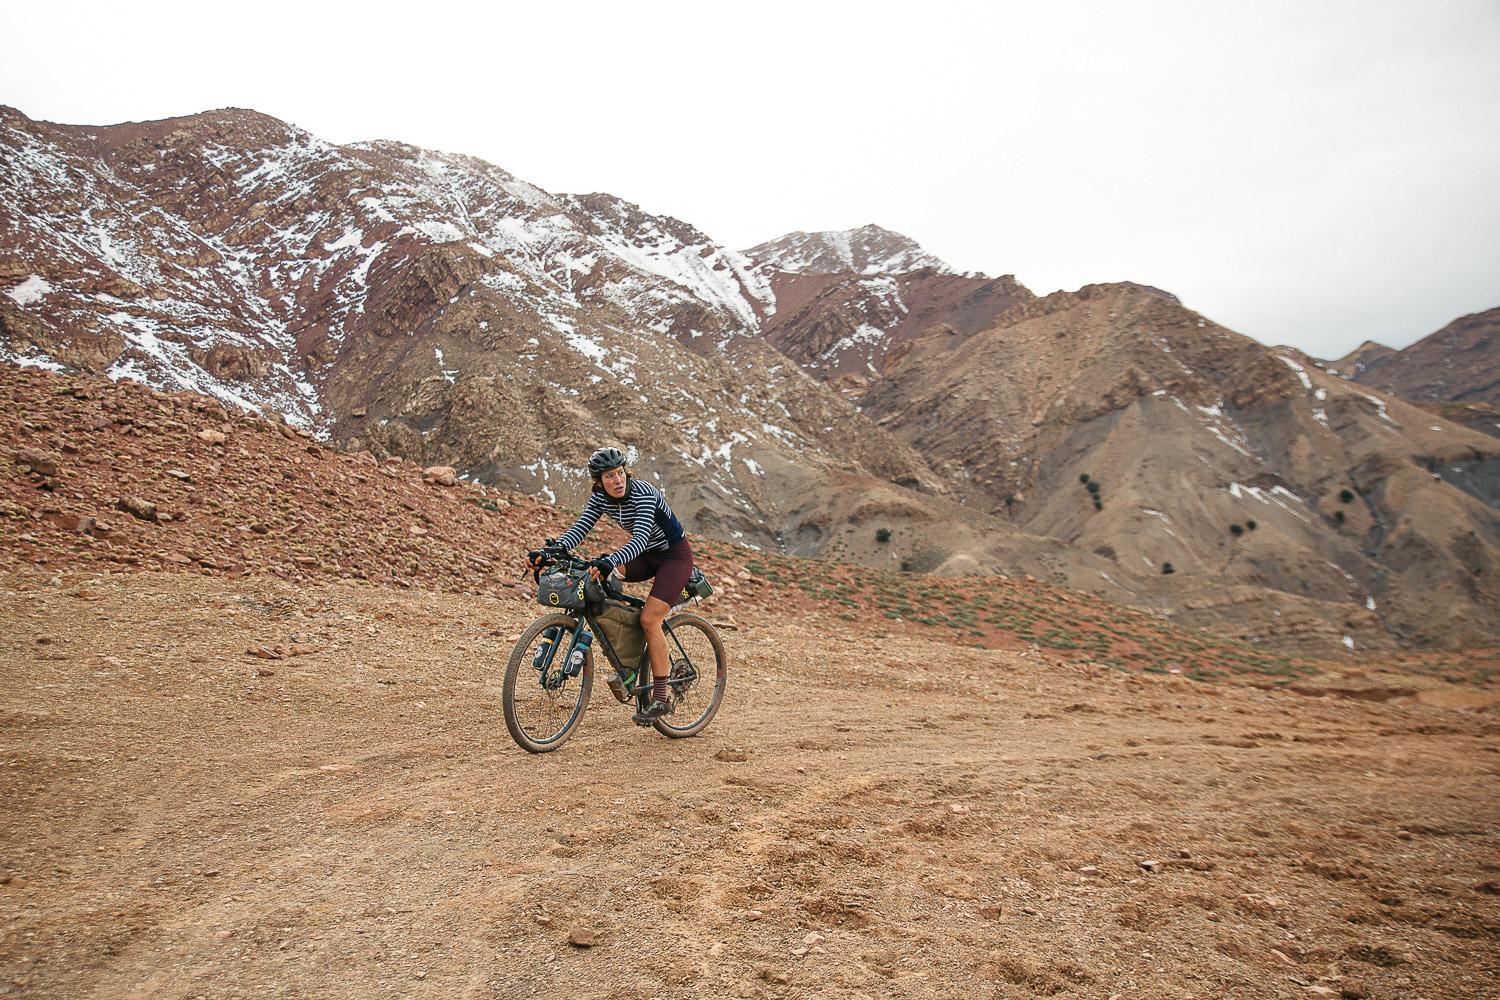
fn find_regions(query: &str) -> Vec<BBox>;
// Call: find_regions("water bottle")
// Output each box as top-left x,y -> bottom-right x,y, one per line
532,626 -> 561,670
565,629 -> 592,677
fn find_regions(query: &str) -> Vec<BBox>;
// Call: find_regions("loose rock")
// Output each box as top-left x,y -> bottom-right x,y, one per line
115,496 -> 159,522
423,466 -> 458,487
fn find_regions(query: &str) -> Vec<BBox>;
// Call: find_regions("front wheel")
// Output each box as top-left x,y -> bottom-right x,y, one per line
502,613 -> 594,753
653,612 -> 727,739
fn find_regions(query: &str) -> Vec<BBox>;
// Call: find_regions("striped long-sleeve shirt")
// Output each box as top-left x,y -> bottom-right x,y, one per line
556,477 -> 686,567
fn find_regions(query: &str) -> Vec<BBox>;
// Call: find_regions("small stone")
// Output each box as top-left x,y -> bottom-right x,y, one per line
714,748 -> 749,763
46,513 -> 95,534
567,927 -> 598,947
1139,859 -> 1162,873
532,914 -> 553,926
196,429 -> 227,445
790,946 -> 808,958
745,909 -> 763,921
802,931 -> 825,946
1078,866 -> 1100,877
215,930 -> 233,939
256,667 -> 276,678
1305,987 -> 1338,998
949,803 -> 971,815
423,466 -> 458,487
1395,829 -> 1413,840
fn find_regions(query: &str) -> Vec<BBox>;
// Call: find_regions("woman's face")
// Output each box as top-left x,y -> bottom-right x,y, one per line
601,466 -> 628,498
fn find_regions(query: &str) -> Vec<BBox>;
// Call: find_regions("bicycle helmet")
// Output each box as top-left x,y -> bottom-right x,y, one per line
587,447 -> 627,476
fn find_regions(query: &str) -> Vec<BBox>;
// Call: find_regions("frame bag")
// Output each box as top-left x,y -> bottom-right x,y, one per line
596,600 -> 647,669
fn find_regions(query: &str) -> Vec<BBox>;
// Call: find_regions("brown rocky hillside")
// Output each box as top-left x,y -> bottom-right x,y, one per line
11,363 -> 1422,679
815,283 -> 1500,651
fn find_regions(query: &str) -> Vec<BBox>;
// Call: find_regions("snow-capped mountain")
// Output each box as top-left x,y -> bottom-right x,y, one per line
0,107 -> 777,419
740,224 -> 1027,388
0,105 -> 942,553
744,223 -> 953,277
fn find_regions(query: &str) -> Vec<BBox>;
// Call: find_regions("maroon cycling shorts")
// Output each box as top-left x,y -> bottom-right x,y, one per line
619,538 -> 694,606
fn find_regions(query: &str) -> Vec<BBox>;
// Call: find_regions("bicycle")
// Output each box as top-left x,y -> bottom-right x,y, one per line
502,543 -> 728,753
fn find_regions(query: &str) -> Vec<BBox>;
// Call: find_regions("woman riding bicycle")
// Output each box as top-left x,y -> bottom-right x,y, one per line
544,446 -> 694,724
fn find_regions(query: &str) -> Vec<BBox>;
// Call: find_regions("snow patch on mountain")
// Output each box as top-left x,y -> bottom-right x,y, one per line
5,275 -> 52,306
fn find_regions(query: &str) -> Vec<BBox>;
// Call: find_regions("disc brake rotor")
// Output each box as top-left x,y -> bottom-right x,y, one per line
668,658 -> 696,697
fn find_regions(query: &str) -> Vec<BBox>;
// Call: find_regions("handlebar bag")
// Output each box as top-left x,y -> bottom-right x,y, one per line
537,568 -> 589,610
596,600 -> 648,669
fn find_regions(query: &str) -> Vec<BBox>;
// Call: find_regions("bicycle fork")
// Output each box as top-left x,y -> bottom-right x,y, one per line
535,619 -> 590,690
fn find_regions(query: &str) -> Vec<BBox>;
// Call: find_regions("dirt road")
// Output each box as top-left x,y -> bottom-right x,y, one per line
2,570 -> 1497,998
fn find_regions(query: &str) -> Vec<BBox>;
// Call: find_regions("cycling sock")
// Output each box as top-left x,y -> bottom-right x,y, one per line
652,675 -> 669,703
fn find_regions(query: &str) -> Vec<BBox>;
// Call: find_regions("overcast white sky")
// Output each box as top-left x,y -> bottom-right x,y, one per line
5,0 -> 1498,357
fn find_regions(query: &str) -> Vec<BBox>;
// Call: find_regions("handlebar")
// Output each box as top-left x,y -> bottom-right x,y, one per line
523,544 -> 626,600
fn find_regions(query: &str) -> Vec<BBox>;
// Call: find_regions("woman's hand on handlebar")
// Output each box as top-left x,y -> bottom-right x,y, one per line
587,555 -> 614,583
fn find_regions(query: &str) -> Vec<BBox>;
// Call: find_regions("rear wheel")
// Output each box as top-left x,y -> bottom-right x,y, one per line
502,613 -> 594,753
652,612 -> 727,739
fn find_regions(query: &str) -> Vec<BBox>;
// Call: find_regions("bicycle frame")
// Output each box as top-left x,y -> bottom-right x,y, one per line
533,597 -> 700,700
526,548 -> 703,700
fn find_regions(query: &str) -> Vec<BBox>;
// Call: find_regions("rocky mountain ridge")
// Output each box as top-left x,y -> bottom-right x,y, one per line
793,278 -> 1500,650
1326,307 -> 1500,436
4,105 -> 1498,653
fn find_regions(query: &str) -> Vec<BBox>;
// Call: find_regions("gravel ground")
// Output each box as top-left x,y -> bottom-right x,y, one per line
2,570 -> 1498,999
